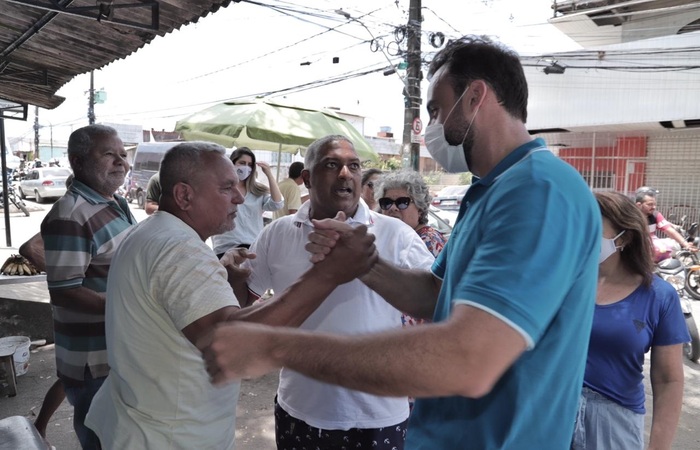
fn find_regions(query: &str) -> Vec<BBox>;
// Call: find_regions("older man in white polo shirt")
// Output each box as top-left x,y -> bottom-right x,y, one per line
237,135 -> 434,450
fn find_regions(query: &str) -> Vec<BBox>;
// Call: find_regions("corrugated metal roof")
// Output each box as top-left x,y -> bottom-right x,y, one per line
0,0 -> 234,110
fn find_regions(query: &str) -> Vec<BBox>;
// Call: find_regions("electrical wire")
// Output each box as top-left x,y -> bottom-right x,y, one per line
181,2 -> 391,83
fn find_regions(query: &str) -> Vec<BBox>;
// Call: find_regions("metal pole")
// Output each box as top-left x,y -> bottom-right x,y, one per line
88,71 -> 96,125
33,105 -> 39,160
402,0 -> 422,172
0,118 -> 11,247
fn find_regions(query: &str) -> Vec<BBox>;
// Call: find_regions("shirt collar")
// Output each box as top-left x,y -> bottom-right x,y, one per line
70,179 -> 135,224
70,179 -> 116,205
292,198 -> 374,228
475,138 -> 547,187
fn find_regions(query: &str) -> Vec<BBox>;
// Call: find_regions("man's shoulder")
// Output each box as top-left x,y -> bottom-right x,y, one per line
258,214 -> 303,240
370,211 -> 415,233
42,190 -> 87,221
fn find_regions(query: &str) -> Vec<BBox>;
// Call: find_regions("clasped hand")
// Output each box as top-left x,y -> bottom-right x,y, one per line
305,211 -> 378,284
220,247 -> 256,280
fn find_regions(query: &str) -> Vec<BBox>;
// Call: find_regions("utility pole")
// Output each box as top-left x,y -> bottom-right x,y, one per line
33,105 -> 39,160
402,0 -> 422,172
88,70 -> 96,125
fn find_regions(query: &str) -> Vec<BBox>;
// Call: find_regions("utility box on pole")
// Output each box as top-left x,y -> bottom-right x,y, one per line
402,0 -> 422,172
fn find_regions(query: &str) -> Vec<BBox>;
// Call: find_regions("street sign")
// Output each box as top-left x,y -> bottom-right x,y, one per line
412,117 -> 422,135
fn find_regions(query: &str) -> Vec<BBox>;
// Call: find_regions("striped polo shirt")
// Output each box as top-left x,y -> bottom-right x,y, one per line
41,179 -> 136,385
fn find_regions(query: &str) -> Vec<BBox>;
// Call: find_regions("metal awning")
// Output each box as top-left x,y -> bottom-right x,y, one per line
0,0 -> 236,246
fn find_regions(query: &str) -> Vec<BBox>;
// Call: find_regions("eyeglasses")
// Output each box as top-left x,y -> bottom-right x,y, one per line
378,197 -> 412,210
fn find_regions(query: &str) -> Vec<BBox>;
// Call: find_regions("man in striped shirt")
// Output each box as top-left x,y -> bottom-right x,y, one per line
41,124 -> 135,450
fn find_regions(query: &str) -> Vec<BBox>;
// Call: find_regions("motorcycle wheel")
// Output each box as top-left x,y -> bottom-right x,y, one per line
684,314 -> 700,363
676,250 -> 699,267
685,270 -> 700,301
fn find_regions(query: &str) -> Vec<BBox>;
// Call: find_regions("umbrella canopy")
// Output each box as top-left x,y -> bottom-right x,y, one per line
175,100 -> 378,162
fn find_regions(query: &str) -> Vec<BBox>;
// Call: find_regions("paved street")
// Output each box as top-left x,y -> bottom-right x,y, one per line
0,197 -> 699,449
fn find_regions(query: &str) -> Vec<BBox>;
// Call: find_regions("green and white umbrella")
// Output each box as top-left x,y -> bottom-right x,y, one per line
175,99 -> 378,162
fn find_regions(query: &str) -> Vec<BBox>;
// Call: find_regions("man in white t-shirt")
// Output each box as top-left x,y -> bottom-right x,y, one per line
236,135 -> 434,450
85,141 -> 378,449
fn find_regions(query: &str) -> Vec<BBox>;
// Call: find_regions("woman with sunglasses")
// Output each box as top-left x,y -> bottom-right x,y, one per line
376,170 -> 446,258
376,170 -> 446,335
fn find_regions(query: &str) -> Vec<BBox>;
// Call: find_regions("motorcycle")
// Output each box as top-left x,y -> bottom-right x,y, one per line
0,184 -> 30,217
670,221 -> 700,300
656,256 -> 700,362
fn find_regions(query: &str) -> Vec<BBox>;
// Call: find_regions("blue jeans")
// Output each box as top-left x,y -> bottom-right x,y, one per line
571,386 -> 644,450
63,369 -> 105,450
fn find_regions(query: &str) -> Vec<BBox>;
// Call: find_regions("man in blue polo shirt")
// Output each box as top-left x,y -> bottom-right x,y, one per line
41,124 -> 135,449
202,35 -> 601,449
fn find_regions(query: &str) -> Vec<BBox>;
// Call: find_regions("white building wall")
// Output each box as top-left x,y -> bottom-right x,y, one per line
524,31 -> 700,131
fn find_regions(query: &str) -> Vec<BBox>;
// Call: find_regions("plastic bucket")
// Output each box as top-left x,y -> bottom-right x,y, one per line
0,336 -> 31,376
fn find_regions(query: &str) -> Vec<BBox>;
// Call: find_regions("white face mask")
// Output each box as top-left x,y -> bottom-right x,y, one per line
424,86 -> 481,173
599,230 -> 625,264
236,165 -> 252,181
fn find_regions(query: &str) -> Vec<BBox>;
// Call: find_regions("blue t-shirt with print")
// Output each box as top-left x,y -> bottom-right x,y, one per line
584,275 -> 689,413
406,138 -> 602,450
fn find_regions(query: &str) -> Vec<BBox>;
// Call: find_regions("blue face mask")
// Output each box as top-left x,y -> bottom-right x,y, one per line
599,230 -> 625,264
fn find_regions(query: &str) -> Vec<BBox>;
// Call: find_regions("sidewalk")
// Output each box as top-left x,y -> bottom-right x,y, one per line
0,342 -> 277,450
0,344 -> 79,449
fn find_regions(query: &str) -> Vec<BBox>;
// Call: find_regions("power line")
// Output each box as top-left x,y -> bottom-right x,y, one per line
181,2 -> 390,82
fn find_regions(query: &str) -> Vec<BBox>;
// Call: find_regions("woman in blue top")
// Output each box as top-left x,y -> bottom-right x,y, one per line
212,147 -> 283,258
572,191 -> 688,450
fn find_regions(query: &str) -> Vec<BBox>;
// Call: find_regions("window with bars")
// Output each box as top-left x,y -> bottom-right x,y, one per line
580,171 -> 615,190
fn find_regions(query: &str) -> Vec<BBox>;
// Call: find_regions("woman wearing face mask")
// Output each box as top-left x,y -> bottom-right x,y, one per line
212,147 -> 283,258
572,191 -> 688,450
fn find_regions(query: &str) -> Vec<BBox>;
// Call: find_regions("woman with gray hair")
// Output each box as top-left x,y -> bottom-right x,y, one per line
376,170 -> 446,258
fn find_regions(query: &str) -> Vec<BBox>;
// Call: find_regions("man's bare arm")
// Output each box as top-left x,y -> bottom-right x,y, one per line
203,304 -> 527,398
49,287 -> 106,314
359,258 -> 441,319
306,218 -> 441,319
183,221 -> 378,347
19,232 -> 45,272
145,200 -> 159,215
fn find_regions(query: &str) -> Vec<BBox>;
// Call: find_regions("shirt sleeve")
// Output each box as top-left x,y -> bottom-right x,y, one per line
244,224 -> 274,297
42,216 -> 92,289
262,193 -> 285,212
154,237 -> 239,330
651,278 -> 691,346
146,175 -> 161,202
450,179 -> 600,346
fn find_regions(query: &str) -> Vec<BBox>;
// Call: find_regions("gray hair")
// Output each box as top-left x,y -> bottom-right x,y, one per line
362,168 -> 383,186
376,170 -> 432,225
304,135 -> 353,169
160,141 -> 226,198
67,124 -> 118,161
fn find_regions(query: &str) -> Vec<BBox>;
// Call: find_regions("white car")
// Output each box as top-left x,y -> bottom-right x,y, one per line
18,167 -> 72,203
431,185 -> 470,211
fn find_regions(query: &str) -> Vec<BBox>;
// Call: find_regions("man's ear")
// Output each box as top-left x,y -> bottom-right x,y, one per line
467,79 -> 488,109
301,170 -> 311,189
68,155 -> 81,172
172,182 -> 193,210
